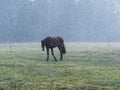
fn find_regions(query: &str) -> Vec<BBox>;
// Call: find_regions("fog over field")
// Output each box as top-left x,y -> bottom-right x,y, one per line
0,1 -> 120,89
0,0 -> 120,42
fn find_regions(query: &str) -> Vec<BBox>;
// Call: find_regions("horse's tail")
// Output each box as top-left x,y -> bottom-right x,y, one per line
61,44 -> 66,54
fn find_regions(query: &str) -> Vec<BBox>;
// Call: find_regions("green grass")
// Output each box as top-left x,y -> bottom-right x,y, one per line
0,42 -> 120,90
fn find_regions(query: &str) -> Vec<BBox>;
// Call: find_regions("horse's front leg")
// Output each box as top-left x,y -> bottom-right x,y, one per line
51,48 -> 57,61
46,48 -> 49,61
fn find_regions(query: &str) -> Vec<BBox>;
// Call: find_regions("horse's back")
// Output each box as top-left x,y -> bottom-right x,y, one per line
45,36 -> 64,42
56,36 -> 64,43
44,36 -> 64,47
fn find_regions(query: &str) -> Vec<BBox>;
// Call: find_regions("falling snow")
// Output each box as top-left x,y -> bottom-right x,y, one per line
114,1 -> 120,14
0,0 -> 120,42
29,0 -> 35,2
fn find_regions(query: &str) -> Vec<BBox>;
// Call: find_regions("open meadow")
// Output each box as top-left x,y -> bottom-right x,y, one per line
0,42 -> 120,90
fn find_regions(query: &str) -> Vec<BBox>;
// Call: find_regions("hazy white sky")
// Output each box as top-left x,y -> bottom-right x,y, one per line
0,0 -> 120,42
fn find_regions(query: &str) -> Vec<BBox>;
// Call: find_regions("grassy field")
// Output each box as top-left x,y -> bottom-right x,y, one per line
0,42 -> 120,90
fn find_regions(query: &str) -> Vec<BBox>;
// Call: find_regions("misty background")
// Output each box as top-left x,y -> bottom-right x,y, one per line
0,0 -> 120,42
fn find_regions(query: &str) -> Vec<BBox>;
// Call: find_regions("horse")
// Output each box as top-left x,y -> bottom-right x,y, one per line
41,36 -> 66,61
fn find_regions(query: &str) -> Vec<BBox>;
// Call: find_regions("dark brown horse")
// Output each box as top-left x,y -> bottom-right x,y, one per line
41,36 -> 66,61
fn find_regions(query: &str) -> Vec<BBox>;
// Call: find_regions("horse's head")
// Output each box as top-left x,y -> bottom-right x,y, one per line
41,40 -> 46,51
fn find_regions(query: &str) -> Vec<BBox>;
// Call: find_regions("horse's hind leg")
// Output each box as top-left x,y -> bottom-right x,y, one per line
60,52 -> 63,60
58,47 -> 63,60
51,48 -> 57,61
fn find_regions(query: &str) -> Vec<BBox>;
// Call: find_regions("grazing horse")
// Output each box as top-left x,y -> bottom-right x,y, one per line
41,36 -> 66,61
